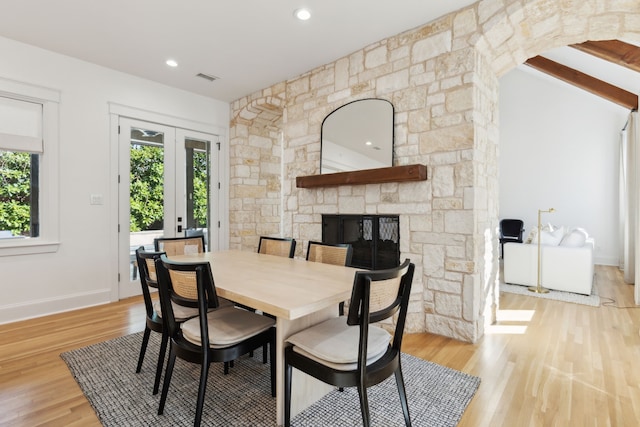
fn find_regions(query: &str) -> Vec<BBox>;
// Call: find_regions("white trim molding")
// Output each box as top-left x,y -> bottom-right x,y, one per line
0,288 -> 112,325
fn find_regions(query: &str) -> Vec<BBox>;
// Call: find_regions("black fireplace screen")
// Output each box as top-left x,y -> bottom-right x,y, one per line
322,215 -> 400,270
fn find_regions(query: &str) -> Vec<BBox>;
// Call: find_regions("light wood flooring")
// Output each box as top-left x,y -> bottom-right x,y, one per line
1,265 -> 639,426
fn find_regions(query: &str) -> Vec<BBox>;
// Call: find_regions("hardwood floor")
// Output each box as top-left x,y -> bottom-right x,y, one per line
405,265 -> 640,427
1,265 -> 639,426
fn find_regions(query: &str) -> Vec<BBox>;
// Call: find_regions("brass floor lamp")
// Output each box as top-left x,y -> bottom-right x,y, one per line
529,208 -> 555,294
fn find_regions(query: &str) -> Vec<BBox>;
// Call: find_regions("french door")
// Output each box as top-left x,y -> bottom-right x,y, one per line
118,118 -> 219,298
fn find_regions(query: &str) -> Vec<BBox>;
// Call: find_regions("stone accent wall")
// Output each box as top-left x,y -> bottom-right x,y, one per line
228,0 -> 640,342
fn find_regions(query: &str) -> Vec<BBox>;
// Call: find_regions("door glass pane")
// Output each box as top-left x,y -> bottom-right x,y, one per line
129,127 -> 165,280
185,138 -> 210,249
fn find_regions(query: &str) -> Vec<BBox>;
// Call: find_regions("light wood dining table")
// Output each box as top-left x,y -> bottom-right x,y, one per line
170,249 -> 358,425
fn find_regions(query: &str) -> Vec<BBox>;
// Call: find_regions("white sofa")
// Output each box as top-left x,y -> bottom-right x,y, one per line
503,236 -> 595,295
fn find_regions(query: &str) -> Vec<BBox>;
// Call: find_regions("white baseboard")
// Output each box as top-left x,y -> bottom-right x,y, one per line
0,289 -> 112,325
595,256 -> 618,266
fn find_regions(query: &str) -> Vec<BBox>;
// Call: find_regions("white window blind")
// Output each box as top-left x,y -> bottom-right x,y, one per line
0,96 -> 43,153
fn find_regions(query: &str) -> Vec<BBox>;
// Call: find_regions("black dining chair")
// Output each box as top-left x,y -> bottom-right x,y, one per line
136,247 -> 226,392
154,235 -> 206,256
306,241 -> 353,315
155,255 -> 276,427
134,247 -> 170,395
499,219 -> 525,258
284,259 -> 415,427
258,236 -> 296,258
155,234 -> 233,312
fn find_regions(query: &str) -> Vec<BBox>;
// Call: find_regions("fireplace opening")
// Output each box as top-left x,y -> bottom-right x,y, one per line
322,214 -> 400,270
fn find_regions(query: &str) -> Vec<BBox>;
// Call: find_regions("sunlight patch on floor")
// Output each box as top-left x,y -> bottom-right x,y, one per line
485,324 -> 528,334
497,309 -> 535,322
485,309 -> 535,334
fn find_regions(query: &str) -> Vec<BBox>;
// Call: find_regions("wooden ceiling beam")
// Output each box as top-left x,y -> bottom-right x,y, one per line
524,55 -> 638,110
571,40 -> 640,73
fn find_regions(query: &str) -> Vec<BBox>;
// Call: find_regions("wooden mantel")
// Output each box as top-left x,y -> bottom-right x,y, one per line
296,164 -> 427,188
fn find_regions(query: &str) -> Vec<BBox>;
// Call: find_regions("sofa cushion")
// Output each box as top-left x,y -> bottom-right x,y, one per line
525,223 -> 557,244
533,226 -> 565,246
560,228 -> 588,247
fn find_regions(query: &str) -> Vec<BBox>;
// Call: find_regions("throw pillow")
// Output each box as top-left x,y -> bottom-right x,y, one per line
524,223 -> 557,244
533,226 -> 565,246
524,227 -> 537,244
560,228 -> 588,247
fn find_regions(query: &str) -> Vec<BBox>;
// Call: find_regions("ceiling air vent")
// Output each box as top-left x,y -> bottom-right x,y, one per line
196,73 -> 219,82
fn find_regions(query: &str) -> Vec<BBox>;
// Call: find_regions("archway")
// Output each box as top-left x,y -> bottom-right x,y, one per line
473,0 -> 640,335
229,96 -> 285,251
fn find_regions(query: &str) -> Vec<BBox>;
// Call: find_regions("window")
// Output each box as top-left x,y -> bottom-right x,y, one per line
0,151 -> 40,237
185,137 -> 211,232
0,79 -> 60,255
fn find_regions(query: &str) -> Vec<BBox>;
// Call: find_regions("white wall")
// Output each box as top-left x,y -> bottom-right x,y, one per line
499,66 -> 629,266
0,36 -> 229,324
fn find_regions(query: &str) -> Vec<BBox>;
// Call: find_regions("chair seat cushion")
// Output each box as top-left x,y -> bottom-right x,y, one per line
286,317 -> 391,369
292,344 -> 388,371
181,307 -> 275,348
154,300 -> 198,321
153,297 -> 233,322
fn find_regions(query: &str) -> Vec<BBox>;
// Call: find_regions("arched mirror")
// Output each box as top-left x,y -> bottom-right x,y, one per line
320,99 -> 394,174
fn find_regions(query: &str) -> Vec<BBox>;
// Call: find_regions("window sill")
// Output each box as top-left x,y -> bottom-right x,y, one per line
0,239 -> 60,257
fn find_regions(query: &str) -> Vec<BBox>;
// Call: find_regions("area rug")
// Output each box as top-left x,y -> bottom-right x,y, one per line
500,282 -> 600,307
61,332 -> 480,427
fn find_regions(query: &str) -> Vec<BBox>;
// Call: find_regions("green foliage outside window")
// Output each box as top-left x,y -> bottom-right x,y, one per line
129,144 -> 209,232
0,144 -> 209,236
130,144 -> 164,232
192,150 -> 209,229
0,151 -> 32,236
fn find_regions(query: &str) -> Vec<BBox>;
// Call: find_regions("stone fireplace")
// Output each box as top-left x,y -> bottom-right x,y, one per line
322,214 -> 400,270
228,1 -> 637,343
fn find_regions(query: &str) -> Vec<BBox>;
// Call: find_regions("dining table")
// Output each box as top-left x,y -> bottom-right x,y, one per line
170,249 -> 359,425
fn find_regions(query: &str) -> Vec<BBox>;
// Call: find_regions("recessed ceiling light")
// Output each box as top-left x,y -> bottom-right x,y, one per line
166,59 -> 178,67
294,8 -> 311,21
365,141 -> 373,146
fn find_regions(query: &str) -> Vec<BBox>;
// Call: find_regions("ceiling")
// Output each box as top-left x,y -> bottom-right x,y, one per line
0,0 -> 477,102
0,1 -> 636,106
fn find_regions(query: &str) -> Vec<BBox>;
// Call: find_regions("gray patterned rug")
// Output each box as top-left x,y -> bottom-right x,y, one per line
61,332 -> 480,426
500,282 -> 600,306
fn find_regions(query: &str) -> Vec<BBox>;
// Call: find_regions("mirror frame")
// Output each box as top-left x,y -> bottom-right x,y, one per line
320,98 -> 394,174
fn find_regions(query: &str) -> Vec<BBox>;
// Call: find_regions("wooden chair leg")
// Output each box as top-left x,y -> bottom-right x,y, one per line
357,383 -> 371,427
158,347 -> 176,415
194,360 -> 210,427
153,332 -> 169,395
394,366 -> 412,426
135,327 -> 151,373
